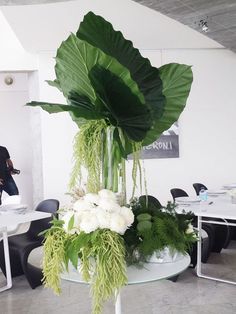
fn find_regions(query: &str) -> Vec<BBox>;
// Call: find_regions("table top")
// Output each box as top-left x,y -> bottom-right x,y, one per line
61,254 -> 190,285
176,195 -> 236,220
0,210 -> 51,229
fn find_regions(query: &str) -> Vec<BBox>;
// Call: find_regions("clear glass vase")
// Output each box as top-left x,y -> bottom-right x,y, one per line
102,126 -> 126,205
147,247 -> 184,264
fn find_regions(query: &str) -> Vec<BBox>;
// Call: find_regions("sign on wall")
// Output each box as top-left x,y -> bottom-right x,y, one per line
141,122 -> 179,159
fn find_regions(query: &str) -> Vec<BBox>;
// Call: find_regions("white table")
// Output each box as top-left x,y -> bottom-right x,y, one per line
177,195 -> 236,285
0,210 -> 51,292
61,254 -> 190,314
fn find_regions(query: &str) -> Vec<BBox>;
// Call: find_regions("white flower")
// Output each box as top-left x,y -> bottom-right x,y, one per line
80,212 -> 99,234
96,208 -> 111,229
98,189 -> 117,202
73,199 -> 95,212
120,206 -> 134,227
110,213 -> 127,235
98,198 -> 121,213
84,193 -> 100,206
186,223 -> 194,234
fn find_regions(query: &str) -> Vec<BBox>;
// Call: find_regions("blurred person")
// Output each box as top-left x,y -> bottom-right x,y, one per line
0,146 -> 19,205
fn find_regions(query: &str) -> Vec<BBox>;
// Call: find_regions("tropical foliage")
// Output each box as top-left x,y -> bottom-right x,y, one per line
124,197 -> 197,265
27,11 -> 193,196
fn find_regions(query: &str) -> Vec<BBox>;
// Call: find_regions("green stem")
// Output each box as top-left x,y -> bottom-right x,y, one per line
121,157 -> 126,206
118,128 -> 127,205
107,126 -> 113,190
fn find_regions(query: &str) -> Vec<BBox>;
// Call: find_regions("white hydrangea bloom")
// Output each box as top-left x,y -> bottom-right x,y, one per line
96,208 -> 111,229
73,199 -> 95,212
98,198 -> 121,213
84,193 -> 100,206
98,189 -> 117,202
65,189 -> 134,234
120,206 -> 134,227
109,213 -> 127,235
80,212 -> 99,234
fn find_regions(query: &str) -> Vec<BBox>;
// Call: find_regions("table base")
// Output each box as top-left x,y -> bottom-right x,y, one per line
115,292 -> 121,314
0,228 -> 12,292
197,216 -> 236,285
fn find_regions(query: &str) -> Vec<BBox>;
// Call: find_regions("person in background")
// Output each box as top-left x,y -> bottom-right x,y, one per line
0,146 -> 19,205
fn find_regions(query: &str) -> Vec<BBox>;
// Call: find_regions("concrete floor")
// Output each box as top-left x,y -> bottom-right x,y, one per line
0,242 -> 236,314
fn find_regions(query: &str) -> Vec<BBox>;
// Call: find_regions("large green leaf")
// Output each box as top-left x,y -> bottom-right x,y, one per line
77,11 -> 165,120
46,79 -> 62,91
27,100 -> 88,126
143,63 -> 193,146
55,33 -> 145,105
28,32 -> 151,134
68,92 -> 104,120
89,65 -> 152,141
27,101 -> 78,114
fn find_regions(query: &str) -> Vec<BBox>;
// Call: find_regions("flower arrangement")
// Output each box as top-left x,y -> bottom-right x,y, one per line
42,191 -> 197,314
27,11 -> 195,314
124,197 -> 197,265
63,189 -> 134,235
42,189 -> 133,314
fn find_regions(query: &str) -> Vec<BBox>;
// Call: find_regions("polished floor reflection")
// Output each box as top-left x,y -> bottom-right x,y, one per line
0,242 -> 236,314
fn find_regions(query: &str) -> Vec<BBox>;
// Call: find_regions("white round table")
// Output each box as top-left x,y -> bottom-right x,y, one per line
61,254 -> 190,314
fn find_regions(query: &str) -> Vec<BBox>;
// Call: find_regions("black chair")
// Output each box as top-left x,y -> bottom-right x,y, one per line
0,199 -> 59,289
193,183 -> 208,196
170,188 -> 188,201
170,188 -> 215,266
139,195 -> 162,209
192,182 -> 231,251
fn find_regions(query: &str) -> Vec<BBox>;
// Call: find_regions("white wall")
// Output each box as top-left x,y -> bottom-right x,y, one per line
0,72 -> 34,207
37,53 -> 77,203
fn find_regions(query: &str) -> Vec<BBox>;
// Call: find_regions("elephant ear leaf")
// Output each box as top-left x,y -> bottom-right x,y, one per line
68,92 -> 104,120
54,33 -> 144,104
26,101 -> 87,127
89,65 -> 152,142
26,101 -> 78,114
143,63 -> 193,146
46,79 -> 62,91
77,11 -> 165,121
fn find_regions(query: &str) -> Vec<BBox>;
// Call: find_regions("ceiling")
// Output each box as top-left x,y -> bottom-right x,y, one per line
0,0 -> 68,4
0,0 -> 235,53
133,0 -> 236,53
